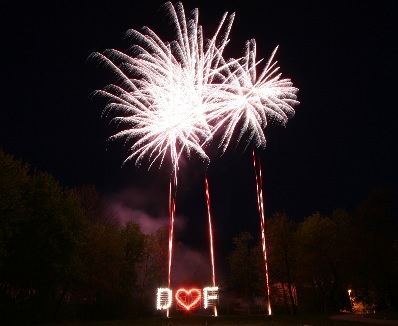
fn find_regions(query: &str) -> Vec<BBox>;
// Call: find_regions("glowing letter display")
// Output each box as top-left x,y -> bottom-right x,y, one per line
203,287 -> 219,308
157,288 -> 172,310
156,287 -> 219,311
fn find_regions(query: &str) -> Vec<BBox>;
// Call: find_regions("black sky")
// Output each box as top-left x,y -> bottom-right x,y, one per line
2,1 -> 397,257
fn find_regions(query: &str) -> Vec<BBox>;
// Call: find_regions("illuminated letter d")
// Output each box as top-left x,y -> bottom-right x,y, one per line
157,288 -> 172,310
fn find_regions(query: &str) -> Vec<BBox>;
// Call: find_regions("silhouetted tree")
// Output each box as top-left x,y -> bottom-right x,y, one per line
136,226 -> 168,311
0,150 -> 86,322
295,212 -> 340,312
267,212 -> 298,314
228,231 -> 261,314
353,187 -> 398,309
0,149 -> 29,264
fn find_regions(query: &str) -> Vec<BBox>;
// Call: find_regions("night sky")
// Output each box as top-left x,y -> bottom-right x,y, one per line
2,1 -> 397,270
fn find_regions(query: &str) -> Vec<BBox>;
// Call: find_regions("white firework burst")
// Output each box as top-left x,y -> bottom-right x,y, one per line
207,39 -> 299,152
91,1 -> 235,171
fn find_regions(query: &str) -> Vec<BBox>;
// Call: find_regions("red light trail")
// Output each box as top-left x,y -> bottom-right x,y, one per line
253,149 -> 272,315
205,176 -> 218,316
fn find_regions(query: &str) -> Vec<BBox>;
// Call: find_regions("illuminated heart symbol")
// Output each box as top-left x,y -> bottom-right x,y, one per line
175,288 -> 202,310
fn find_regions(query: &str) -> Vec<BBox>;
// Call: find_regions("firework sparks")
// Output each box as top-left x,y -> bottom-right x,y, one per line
91,1 -> 235,172
207,39 -> 299,151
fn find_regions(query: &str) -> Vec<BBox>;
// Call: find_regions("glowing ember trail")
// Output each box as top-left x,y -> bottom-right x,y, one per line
253,149 -> 272,315
205,176 -> 218,316
167,169 -> 177,317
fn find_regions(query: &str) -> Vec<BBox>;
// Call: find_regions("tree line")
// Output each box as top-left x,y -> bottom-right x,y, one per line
227,190 -> 398,315
0,149 -> 169,322
1,149 -> 397,322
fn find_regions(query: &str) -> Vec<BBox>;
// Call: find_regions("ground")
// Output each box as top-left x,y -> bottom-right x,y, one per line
35,311 -> 398,326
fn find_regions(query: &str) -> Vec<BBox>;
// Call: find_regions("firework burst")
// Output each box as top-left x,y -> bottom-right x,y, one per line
91,1 -> 235,171
207,39 -> 299,151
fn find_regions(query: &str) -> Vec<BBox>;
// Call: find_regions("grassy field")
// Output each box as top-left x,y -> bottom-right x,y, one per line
36,312 -> 398,326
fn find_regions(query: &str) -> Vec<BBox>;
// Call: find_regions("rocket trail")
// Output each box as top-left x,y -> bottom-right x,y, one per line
252,149 -> 272,315
166,167 -> 177,318
205,176 -> 218,316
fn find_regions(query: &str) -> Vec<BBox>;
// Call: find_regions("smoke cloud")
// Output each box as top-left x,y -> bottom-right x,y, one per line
171,243 -> 213,287
104,184 -> 216,285
104,185 -> 188,234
